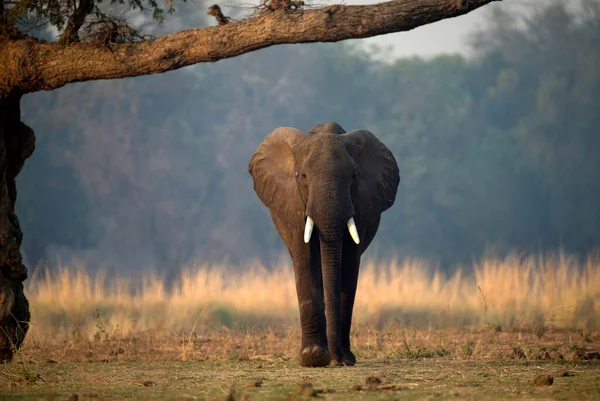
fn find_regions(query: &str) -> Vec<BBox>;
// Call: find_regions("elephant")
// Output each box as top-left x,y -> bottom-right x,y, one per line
248,122 -> 400,367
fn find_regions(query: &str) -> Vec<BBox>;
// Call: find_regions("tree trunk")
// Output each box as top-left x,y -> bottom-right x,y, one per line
0,93 -> 34,362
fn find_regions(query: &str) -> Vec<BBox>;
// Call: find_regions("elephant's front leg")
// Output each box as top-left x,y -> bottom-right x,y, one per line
340,236 -> 361,366
292,233 -> 329,367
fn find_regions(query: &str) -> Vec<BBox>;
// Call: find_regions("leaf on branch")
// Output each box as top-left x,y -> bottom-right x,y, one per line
0,0 -> 51,37
81,13 -> 153,44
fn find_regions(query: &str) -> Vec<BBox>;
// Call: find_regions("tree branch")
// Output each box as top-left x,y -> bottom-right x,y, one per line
59,0 -> 95,44
1,0 -> 500,95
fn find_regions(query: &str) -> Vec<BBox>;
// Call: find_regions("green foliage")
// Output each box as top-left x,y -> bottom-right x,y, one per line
16,1 -> 600,271
1,0 -> 183,40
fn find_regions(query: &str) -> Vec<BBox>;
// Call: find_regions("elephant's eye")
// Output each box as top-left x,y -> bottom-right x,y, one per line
352,172 -> 358,180
300,172 -> 308,182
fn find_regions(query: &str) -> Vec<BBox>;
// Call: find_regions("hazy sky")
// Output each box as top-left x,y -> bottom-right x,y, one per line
345,1 -> 497,59
337,0 -> 554,60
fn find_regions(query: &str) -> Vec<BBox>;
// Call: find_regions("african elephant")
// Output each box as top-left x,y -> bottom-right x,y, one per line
248,122 -> 400,367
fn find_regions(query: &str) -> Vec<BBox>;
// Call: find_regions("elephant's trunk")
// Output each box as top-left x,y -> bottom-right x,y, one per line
307,181 -> 353,365
319,236 -> 343,364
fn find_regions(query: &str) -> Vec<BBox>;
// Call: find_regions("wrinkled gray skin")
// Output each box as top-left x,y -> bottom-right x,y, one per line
249,122 -> 400,367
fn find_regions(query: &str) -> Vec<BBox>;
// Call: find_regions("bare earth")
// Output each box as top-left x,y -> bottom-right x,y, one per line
2,327 -> 599,400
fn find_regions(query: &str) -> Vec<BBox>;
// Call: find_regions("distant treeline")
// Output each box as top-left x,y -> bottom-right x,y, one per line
17,1 -> 600,272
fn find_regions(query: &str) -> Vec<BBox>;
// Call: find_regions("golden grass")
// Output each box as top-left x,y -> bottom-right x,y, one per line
23,252 -> 599,347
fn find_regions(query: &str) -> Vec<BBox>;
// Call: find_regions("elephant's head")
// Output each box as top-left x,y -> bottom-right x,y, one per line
249,122 -> 399,361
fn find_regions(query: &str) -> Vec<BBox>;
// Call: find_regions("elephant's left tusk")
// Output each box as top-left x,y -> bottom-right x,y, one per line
304,216 -> 314,243
347,217 -> 360,244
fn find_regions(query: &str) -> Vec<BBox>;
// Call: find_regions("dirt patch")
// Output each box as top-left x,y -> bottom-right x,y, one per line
365,376 -> 382,385
533,375 -> 554,386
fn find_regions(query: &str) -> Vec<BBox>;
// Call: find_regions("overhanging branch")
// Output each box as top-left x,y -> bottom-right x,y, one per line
2,0 -> 500,95
60,0 -> 94,44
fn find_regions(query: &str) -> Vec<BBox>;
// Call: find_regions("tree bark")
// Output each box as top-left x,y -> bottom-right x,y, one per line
0,93 -> 34,362
0,0 -> 499,96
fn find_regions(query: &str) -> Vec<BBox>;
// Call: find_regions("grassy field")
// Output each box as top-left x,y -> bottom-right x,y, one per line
1,254 -> 599,399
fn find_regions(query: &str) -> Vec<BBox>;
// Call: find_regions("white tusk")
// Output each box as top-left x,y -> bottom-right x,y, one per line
304,216 -> 314,243
347,217 -> 360,244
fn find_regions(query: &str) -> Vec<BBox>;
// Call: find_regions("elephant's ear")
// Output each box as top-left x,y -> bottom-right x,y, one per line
343,130 -> 400,222
249,127 -> 309,229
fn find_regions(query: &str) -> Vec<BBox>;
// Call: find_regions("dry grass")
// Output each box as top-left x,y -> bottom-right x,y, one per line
4,253 -> 599,399
25,253 -> 599,340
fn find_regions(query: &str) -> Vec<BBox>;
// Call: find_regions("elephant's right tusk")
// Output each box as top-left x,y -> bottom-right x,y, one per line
304,216 -> 314,243
347,217 -> 360,244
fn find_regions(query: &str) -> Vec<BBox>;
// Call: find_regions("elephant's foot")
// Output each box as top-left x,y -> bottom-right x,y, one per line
300,345 -> 330,367
342,348 -> 356,366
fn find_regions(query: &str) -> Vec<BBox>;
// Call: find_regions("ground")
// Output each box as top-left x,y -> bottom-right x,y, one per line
2,357 -> 600,400
2,257 -> 599,399
2,328 -> 599,400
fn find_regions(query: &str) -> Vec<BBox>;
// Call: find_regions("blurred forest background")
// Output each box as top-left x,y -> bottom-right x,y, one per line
16,1 -> 600,275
